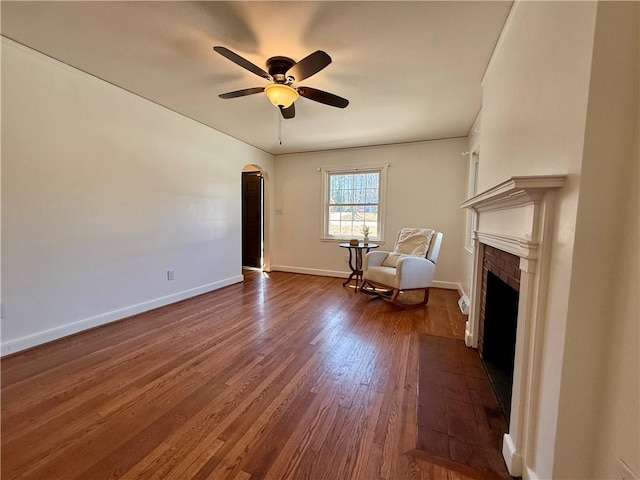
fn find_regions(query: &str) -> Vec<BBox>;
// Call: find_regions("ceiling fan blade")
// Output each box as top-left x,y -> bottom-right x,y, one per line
280,103 -> 295,119
218,87 -> 265,99
298,87 -> 349,108
214,46 -> 271,80
286,51 -> 331,82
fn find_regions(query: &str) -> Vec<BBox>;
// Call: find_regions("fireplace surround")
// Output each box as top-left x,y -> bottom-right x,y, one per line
460,175 -> 565,477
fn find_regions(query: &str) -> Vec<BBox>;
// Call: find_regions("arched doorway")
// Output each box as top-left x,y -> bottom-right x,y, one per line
241,165 -> 268,269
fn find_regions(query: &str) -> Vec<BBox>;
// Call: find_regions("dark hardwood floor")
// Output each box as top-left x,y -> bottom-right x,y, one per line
1,271 -> 502,480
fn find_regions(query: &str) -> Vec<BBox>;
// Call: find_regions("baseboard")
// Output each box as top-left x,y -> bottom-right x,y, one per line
1,275 -> 243,356
524,466 -> 540,480
271,267 -> 460,291
502,433 -> 523,477
270,265 -> 349,278
431,281 -> 460,290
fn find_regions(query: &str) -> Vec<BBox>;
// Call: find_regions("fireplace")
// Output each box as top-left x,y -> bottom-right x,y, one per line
479,248 -> 520,424
460,175 -> 565,477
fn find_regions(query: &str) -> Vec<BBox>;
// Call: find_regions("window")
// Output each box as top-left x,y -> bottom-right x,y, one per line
465,150 -> 479,252
321,164 -> 387,241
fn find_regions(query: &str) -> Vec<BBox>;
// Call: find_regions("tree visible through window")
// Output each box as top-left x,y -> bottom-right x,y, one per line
324,168 -> 384,239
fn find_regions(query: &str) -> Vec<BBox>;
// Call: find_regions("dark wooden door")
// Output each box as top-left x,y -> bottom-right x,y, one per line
242,172 -> 263,268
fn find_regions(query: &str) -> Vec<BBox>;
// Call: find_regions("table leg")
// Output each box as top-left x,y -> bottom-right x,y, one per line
343,271 -> 356,286
353,249 -> 359,289
343,246 -> 357,286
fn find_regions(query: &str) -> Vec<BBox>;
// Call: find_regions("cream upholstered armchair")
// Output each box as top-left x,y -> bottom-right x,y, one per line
362,228 -> 443,307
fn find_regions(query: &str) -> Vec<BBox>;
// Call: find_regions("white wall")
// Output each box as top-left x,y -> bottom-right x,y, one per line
561,2 -> 639,478
481,2 -> 639,479
594,143 -> 640,479
1,39 -> 274,354
480,2 -> 598,478
272,139 -> 468,288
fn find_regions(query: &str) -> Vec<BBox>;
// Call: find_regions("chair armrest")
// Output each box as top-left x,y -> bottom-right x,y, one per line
364,251 -> 390,270
396,257 -> 436,289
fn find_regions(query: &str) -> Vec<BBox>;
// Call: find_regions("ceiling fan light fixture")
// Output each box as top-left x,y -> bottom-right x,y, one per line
264,84 -> 299,108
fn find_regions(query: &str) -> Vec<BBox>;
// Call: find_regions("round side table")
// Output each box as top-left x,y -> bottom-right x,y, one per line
339,242 -> 379,290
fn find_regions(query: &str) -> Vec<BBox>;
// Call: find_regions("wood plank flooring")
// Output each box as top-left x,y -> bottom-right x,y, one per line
2,271 -> 482,480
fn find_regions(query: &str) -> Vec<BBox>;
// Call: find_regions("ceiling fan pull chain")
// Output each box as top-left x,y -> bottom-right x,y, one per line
278,109 -> 283,146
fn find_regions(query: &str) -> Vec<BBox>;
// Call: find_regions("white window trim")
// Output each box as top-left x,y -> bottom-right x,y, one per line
320,163 -> 388,242
464,149 -> 480,254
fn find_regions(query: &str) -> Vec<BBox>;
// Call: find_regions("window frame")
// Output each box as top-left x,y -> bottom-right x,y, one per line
320,163 -> 388,242
464,149 -> 480,253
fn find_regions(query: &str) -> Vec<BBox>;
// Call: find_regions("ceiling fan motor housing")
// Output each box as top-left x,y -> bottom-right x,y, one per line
266,56 -> 296,84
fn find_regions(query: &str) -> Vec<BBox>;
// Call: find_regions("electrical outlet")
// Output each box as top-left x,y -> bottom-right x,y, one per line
617,458 -> 639,480
167,270 -> 174,281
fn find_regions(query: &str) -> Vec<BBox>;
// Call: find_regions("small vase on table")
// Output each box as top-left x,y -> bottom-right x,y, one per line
361,226 -> 370,245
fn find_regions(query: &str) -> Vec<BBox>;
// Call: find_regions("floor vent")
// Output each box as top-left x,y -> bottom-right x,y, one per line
458,295 -> 470,315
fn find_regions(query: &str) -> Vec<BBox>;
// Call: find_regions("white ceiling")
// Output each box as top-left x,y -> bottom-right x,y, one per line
1,1 -> 512,155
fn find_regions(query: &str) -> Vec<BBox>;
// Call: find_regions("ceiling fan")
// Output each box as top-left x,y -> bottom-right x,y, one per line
214,46 -> 349,119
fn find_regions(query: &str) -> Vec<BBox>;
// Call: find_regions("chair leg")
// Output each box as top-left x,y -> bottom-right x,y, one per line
390,289 -> 400,304
421,288 -> 430,305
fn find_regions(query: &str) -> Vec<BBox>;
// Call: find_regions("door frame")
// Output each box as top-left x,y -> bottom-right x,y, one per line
241,164 -> 270,271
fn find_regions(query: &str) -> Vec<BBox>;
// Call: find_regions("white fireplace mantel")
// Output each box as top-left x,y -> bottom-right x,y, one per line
460,175 -> 566,478
460,175 -> 566,211
460,175 -> 566,260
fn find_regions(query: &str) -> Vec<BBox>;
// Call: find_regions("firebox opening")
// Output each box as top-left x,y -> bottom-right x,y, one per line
482,270 -> 519,425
